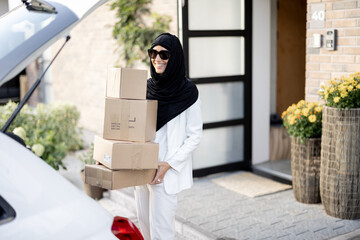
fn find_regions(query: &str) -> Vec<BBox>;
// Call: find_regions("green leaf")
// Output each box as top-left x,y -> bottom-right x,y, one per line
110,0 -> 171,67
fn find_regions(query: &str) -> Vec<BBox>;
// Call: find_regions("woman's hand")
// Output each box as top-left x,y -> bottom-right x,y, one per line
150,162 -> 171,185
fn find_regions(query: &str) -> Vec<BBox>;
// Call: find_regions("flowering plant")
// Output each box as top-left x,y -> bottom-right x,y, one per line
0,101 -> 83,170
282,100 -> 323,143
319,72 -> 360,109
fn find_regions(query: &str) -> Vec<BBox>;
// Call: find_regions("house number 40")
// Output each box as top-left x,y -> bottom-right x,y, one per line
312,10 -> 325,21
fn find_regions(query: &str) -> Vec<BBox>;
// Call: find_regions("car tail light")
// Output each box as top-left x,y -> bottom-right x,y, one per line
111,216 -> 144,240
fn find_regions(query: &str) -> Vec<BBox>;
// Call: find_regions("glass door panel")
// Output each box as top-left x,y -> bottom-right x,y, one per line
188,0 -> 245,30
198,82 -> 244,124
189,37 -> 245,78
193,125 -> 244,169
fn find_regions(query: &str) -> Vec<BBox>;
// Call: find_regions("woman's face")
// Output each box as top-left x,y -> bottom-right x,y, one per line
151,45 -> 169,74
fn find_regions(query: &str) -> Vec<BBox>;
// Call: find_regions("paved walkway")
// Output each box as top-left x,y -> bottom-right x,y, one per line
59,151 -> 360,240
58,130 -> 360,240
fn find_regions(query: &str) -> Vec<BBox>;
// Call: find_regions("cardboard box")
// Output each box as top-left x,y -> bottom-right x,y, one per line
93,135 -> 159,169
103,98 -> 157,142
85,164 -> 156,190
106,67 -> 147,100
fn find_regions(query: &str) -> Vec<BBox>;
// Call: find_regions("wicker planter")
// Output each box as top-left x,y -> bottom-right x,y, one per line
291,137 -> 321,204
80,170 -> 105,200
320,106 -> 360,219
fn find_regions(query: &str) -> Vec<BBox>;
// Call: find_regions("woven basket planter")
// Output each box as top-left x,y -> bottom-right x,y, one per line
291,137 -> 321,204
80,170 -> 105,200
320,106 -> 360,219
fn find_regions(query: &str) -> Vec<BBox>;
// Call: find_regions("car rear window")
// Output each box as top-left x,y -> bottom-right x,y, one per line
0,5 -> 56,60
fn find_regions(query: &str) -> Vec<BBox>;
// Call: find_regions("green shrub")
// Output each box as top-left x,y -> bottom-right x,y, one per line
78,142 -> 95,167
0,101 -> 83,170
111,0 -> 171,67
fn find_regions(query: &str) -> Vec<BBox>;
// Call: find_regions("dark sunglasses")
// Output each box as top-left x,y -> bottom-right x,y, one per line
147,49 -> 171,60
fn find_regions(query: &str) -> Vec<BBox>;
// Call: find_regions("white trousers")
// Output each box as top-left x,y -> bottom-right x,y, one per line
134,183 -> 178,240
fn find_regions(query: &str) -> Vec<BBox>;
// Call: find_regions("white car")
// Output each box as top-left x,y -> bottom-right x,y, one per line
0,1 -> 143,239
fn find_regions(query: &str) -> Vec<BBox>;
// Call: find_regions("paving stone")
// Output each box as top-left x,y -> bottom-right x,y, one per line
61,155 -> 360,240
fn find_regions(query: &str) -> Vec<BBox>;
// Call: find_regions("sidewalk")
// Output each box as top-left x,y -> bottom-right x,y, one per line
59,137 -> 360,240
60,153 -> 360,240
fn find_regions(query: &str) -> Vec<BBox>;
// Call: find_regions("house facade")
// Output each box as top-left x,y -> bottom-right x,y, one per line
1,0 -> 360,178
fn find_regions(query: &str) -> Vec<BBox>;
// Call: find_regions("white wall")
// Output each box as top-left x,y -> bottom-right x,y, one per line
252,0 -> 271,165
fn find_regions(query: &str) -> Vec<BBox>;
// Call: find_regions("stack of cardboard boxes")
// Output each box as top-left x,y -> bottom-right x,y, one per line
85,67 -> 159,190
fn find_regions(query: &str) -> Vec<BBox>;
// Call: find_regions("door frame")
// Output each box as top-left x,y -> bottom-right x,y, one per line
181,0 -> 253,177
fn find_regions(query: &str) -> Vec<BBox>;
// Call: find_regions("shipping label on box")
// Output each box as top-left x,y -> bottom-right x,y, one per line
106,67 -> 148,100
85,164 -> 156,190
93,135 -> 159,170
103,98 -> 157,142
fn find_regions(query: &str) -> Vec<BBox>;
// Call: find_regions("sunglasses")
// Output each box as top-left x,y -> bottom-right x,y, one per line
147,49 -> 171,60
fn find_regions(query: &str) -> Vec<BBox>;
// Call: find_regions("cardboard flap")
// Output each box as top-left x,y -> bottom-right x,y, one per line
93,135 -> 113,167
106,67 -> 121,98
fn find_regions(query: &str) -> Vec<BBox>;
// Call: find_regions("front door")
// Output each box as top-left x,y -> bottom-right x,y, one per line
182,0 -> 252,177
277,0 -> 306,113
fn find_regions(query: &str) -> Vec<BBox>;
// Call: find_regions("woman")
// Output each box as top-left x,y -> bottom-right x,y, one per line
134,33 -> 202,240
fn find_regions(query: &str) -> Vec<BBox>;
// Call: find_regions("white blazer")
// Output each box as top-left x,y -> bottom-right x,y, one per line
163,98 -> 203,195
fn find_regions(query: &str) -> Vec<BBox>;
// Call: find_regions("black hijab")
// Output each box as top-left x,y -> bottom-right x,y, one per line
147,33 -> 199,131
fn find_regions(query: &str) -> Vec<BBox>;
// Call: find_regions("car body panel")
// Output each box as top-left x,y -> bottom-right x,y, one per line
0,0 -> 123,239
0,0 -> 107,86
0,133 -> 117,239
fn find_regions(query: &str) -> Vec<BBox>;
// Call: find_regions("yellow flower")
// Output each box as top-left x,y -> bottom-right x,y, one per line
334,97 -> 340,103
302,108 -> 309,117
329,87 -> 335,94
340,91 -> 348,98
290,116 -> 296,125
287,115 -> 292,122
315,106 -> 322,113
297,100 -> 305,108
308,115 -> 316,123
344,77 -> 352,83
339,84 -> 346,92
324,93 -> 329,100
350,72 -> 360,78
324,86 -> 330,95
307,102 -> 315,109
281,111 -> 286,118
357,84 -> 360,89
294,109 -> 301,115
347,85 -> 354,91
